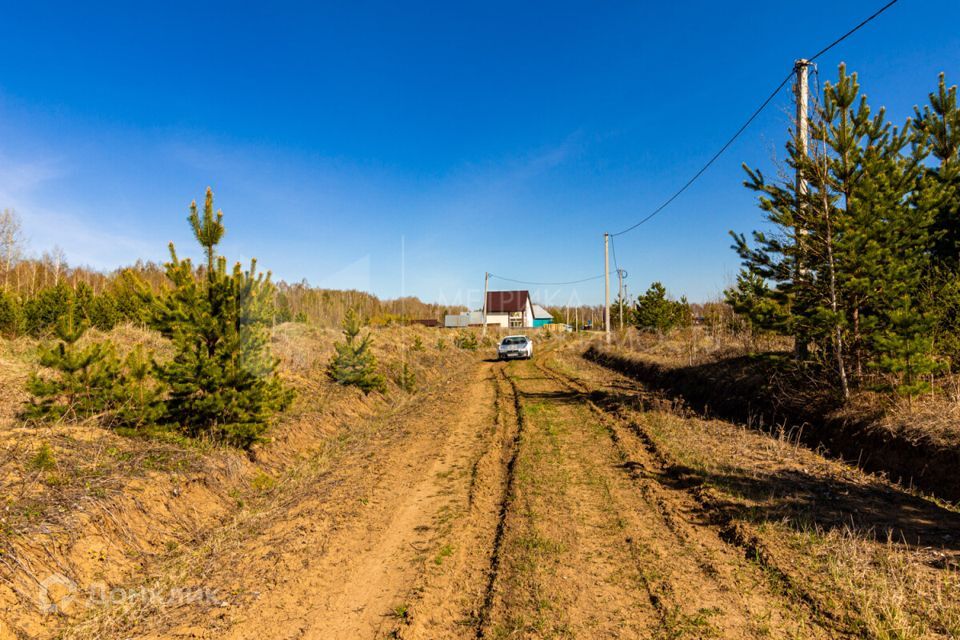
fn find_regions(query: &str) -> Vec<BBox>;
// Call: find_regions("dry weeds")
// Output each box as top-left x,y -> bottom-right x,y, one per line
0,321 -> 476,638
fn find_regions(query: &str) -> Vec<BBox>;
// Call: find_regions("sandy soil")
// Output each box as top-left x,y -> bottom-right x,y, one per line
25,337 -> 960,639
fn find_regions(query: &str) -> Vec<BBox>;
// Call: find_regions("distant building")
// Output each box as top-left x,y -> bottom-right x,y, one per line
484,290 -> 534,329
444,310 -> 485,328
531,304 -> 554,328
444,290 -> 555,329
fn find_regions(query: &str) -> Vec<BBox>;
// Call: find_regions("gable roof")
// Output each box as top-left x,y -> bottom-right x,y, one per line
486,290 -> 530,313
531,304 -> 552,319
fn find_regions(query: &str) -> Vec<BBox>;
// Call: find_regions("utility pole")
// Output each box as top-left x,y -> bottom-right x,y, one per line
794,58 -> 811,359
617,268 -> 628,330
604,233 -> 611,342
795,59 -> 810,198
481,271 -> 489,338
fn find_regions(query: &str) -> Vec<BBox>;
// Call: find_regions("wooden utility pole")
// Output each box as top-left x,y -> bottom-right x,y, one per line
481,271 -> 489,338
604,233 -> 611,342
794,59 -> 811,359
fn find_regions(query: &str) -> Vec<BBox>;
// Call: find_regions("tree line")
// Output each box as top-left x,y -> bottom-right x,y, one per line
0,209 -> 457,338
17,190 -> 473,448
727,65 -> 960,397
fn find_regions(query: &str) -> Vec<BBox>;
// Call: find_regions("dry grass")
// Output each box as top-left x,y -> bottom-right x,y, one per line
805,527 -> 960,640
608,326 -> 792,368
0,321 -> 477,638
624,403 -> 960,640
877,391 -> 960,448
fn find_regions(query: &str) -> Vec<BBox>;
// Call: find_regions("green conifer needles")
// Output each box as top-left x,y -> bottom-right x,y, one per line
26,188 -> 293,448
327,308 -> 386,394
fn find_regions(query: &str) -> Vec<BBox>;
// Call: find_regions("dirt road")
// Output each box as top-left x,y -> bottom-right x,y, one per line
64,342 -> 960,639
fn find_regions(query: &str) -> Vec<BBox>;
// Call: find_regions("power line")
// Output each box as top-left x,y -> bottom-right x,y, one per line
609,0 -> 901,238
808,0 -> 900,63
489,272 -> 606,286
608,71 -> 795,237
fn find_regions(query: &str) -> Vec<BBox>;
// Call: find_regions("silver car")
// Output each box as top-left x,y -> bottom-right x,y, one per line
497,335 -> 533,360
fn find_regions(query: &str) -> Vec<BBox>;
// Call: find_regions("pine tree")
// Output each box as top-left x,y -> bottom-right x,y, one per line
871,302 -> 940,395
152,188 -> 293,447
26,310 -> 122,422
732,65 -> 945,397
0,289 -> 22,336
632,282 -> 689,333
612,292 -> 631,329
112,345 -> 165,429
327,307 -> 386,393
23,283 -> 73,336
453,330 -> 478,351
915,74 -> 960,267
724,268 -> 791,335
394,361 -> 416,393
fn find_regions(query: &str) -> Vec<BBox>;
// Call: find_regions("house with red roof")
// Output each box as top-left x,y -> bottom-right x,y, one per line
483,290 -> 535,329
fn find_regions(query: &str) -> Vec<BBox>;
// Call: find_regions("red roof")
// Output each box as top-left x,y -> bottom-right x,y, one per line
486,290 -> 529,313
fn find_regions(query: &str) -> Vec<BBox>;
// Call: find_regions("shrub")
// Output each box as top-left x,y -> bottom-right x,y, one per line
394,361 -> 416,393
328,308 -> 386,394
0,289 -> 22,336
29,443 -> 57,472
25,311 -> 123,422
88,293 -> 121,331
111,345 -> 165,429
23,283 -> 73,336
454,330 -> 478,351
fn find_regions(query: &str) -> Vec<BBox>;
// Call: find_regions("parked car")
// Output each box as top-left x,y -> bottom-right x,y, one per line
497,335 -> 533,360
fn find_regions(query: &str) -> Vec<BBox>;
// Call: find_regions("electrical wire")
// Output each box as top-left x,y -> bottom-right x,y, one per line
608,0 -> 901,238
488,272 -> 607,286
610,70 -> 794,237
807,0 -> 900,63
487,0 -> 902,286
610,234 -> 619,274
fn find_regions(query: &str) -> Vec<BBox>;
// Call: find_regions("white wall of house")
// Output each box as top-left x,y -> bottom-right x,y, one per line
485,312 -> 510,328
485,302 -> 534,328
523,303 -> 534,327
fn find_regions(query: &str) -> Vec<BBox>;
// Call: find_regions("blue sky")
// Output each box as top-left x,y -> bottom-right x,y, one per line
1,1 -> 958,306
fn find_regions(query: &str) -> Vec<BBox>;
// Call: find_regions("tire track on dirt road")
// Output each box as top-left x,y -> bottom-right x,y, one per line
286,362 -> 519,640
117,360 -> 509,640
534,354 -> 850,638
397,363 -> 524,640
482,359 -> 660,638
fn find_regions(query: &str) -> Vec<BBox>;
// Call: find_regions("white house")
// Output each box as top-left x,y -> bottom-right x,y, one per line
484,290 -> 535,329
